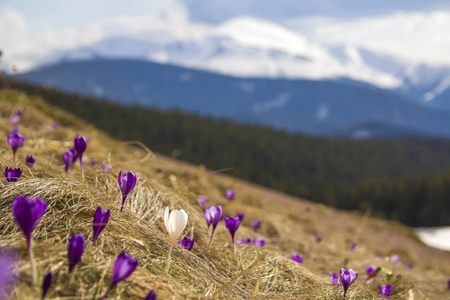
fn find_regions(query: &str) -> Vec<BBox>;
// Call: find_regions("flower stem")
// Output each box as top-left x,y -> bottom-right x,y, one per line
232,238 -> 236,255
207,228 -> 216,250
165,245 -> 173,273
28,242 -> 37,285
13,153 -> 16,162
99,285 -> 113,300
80,159 -> 84,182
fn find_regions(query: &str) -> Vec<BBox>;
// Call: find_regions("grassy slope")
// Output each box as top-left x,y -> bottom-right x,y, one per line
0,88 -> 449,299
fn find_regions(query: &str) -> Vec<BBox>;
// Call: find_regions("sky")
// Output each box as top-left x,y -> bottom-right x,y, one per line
1,0 -> 450,72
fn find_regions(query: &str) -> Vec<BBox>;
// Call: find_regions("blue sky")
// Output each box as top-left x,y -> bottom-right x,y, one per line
1,0 -> 450,71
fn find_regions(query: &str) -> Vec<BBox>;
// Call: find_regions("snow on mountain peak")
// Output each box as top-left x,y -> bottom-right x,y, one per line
210,16 -> 330,61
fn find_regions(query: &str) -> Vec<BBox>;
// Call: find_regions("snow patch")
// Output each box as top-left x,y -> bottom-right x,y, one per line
423,76 -> 450,102
317,103 -> 329,121
253,93 -> 290,113
416,227 -> 450,251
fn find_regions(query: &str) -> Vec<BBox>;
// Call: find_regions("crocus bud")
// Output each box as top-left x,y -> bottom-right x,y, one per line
74,136 -> 87,180
118,171 -> 137,213
350,242 -> 357,250
379,285 -> 393,297
111,250 -> 138,287
236,212 -> 245,221
5,167 -> 23,182
235,238 -> 251,245
0,252 -> 16,294
25,155 -> 36,166
62,151 -> 73,173
406,263 -> 413,269
101,250 -> 138,300
15,108 -> 23,116
224,216 -> 240,248
198,195 -> 208,206
253,238 -> 266,247
178,236 -> 194,251
42,271 -> 52,300
164,207 -> 188,249
329,272 -> 339,284
10,115 -> 20,126
7,132 -> 25,162
68,233 -> 85,273
92,206 -> 110,246
205,206 -> 223,249
340,268 -> 358,298
251,220 -> 261,232
144,290 -> 157,300
69,147 -> 78,163
225,190 -> 235,201
316,235 -> 322,243
12,196 -> 47,249
292,254 -> 304,263
74,136 -> 87,157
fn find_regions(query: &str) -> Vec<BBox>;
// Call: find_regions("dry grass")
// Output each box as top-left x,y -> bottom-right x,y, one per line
0,89 -> 449,299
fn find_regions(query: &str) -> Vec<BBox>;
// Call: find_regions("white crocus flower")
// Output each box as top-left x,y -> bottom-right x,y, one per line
164,207 -> 188,265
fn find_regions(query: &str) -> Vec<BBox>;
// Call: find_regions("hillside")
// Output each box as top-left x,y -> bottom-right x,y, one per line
4,79 -> 450,227
1,89 -> 450,299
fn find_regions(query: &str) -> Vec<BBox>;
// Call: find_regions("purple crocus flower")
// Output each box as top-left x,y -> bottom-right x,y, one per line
100,164 -> 113,172
101,251 -> 138,299
340,268 -> 358,299
224,216 -> 240,253
10,115 -> 20,126
92,206 -> 110,246
12,196 -> 47,283
4,167 -> 22,182
145,290 -> 157,300
366,265 -> 377,275
25,155 -> 36,166
379,285 -> 393,297
253,238 -> 266,247
69,147 -> 78,164
42,271 -> 52,300
406,263 -> 413,269
291,254 -> 304,263
329,272 -> 339,284
74,136 -> 87,180
251,220 -> 261,232
178,236 -> 194,251
316,235 -> 322,243
198,195 -> 208,206
7,132 -> 25,162
12,196 -> 47,250
350,242 -> 357,250
15,108 -> 23,116
390,254 -> 401,265
235,238 -> 251,245
68,233 -> 85,273
63,151 -> 73,173
205,205 -> 222,249
225,189 -> 235,201
236,212 -> 245,221
448,278 -> 450,290
0,252 -> 16,294
118,171 -> 137,213
52,122 -> 60,129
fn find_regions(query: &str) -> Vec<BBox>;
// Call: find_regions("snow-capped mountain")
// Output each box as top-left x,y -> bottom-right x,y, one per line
47,17 -> 401,89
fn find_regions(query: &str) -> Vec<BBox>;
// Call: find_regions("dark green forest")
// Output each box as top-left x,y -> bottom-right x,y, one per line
4,79 -> 450,226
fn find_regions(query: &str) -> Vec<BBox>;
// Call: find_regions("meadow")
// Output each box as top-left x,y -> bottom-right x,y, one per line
1,88 -> 450,299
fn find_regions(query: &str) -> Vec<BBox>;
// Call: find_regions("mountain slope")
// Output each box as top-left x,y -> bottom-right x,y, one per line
1,88 -> 450,299
18,58 -> 450,137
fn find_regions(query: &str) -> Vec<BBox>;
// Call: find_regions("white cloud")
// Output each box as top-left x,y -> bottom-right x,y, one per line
286,10 -> 450,66
0,7 -> 104,72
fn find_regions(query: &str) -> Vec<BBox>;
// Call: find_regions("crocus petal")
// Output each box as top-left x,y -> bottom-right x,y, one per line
144,290 -> 157,300
111,250 -> 138,287
42,271 -> 52,299
68,233 -> 85,272
12,196 -> 47,247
